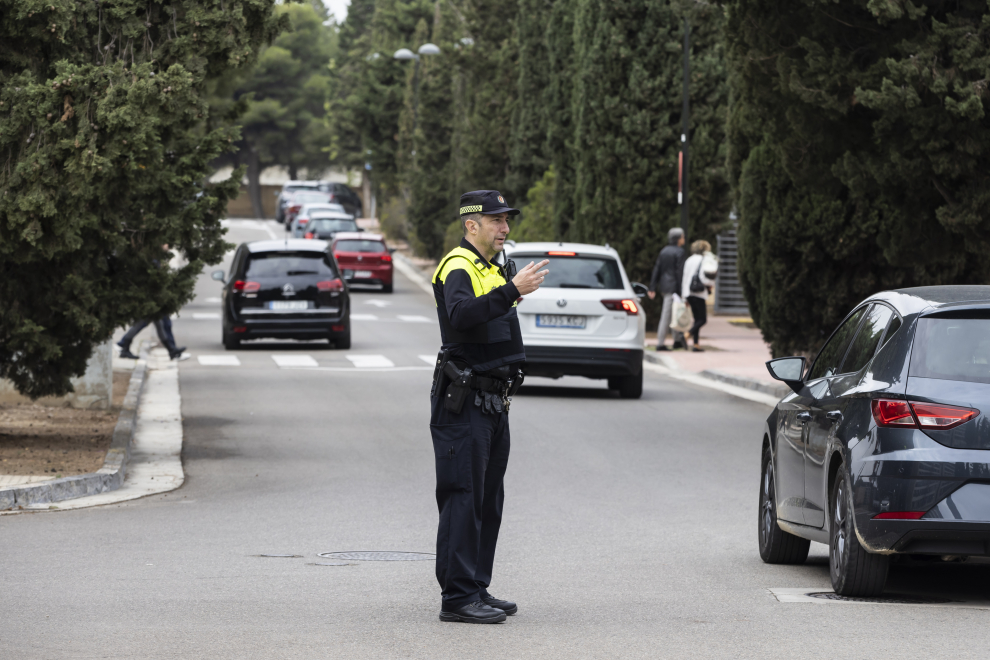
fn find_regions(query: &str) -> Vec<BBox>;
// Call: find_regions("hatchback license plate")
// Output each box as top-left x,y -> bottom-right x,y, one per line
353,270 -> 373,279
269,301 -> 309,310
536,314 -> 586,329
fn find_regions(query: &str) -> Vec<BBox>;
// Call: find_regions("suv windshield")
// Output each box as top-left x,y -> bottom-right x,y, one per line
911,317 -> 990,384
511,253 -> 623,289
335,240 -> 385,253
311,219 -> 357,233
245,252 -> 337,278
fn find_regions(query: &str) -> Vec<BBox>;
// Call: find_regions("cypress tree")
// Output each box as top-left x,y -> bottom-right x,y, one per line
569,0 -> 729,283
725,0 -> 990,356
0,0 -> 281,398
545,0 -> 578,239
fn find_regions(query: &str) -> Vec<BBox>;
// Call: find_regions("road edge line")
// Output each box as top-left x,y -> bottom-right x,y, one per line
642,356 -> 780,407
391,253 -> 435,297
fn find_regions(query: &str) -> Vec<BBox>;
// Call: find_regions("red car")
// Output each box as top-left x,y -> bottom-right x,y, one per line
331,232 -> 393,293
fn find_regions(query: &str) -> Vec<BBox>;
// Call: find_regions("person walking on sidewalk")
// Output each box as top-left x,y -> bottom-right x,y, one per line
647,227 -> 687,350
681,240 -> 718,353
117,316 -> 188,361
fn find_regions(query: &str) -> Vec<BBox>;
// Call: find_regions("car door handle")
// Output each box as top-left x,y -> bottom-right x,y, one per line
826,411 -> 843,422
796,412 -> 812,422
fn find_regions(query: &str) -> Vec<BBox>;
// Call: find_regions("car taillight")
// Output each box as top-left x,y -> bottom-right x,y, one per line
872,511 -> 926,520
548,250 -> 576,256
911,402 -> 978,430
233,280 -> 261,292
289,204 -> 301,213
317,279 -> 344,292
871,399 -> 979,430
381,254 -> 392,262
305,232 -> 314,239
871,399 -> 915,427
298,218 -> 309,224
601,299 -> 639,315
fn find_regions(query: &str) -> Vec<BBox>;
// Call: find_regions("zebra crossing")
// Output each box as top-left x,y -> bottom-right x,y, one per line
194,353 -> 436,372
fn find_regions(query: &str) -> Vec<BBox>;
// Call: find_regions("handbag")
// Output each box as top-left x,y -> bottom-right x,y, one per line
671,295 -> 694,334
689,258 -> 706,294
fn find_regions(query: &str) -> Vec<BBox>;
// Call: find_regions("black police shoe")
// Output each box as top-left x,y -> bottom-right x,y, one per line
439,601 -> 506,624
482,594 -> 517,615
118,348 -> 139,360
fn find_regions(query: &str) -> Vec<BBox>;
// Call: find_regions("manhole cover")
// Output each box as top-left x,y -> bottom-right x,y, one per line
317,551 -> 435,561
807,592 -> 954,605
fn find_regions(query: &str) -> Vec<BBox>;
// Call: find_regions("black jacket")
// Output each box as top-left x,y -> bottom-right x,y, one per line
649,244 -> 686,295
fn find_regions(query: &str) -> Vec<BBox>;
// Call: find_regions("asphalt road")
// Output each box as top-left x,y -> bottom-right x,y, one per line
2,219 -> 989,658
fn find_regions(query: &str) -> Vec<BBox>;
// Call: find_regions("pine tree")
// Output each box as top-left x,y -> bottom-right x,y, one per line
0,0 -> 281,398
725,0 -> 990,356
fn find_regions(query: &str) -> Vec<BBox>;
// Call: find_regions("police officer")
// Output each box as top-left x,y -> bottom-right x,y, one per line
429,190 -> 549,624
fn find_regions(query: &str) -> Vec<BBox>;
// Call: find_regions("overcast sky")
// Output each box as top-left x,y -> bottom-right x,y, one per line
323,0 -> 349,22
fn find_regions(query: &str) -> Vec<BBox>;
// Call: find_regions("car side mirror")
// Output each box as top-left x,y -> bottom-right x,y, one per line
357,227 -> 365,232
211,270 -> 226,283
766,357 -> 806,394
631,282 -> 648,297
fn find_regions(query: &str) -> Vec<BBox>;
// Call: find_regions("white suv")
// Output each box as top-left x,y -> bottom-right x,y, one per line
504,242 -> 647,398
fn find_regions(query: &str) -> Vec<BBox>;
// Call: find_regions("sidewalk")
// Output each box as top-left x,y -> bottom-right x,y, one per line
646,315 -> 789,399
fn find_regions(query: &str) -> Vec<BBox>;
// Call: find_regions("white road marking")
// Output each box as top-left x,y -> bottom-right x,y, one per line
291,366 -> 432,373
350,314 -> 378,321
271,355 -> 318,368
346,354 -> 395,368
197,355 -> 241,366
192,313 -> 221,320
203,297 -> 222,304
642,360 -> 778,407
398,315 -> 431,323
364,300 -> 391,308
419,355 -> 437,365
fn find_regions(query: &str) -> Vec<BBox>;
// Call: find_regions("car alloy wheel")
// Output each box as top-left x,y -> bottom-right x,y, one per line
758,446 -> 809,564
829,470 -> 888,596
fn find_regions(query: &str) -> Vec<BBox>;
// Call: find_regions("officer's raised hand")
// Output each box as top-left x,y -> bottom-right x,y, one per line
512,259 -> 550,295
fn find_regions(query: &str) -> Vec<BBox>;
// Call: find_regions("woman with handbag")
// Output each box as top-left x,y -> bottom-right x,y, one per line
680,240 -> 718,352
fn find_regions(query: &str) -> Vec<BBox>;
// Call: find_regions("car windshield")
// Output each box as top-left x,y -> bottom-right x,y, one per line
910,317 -> 990,384
304,204 -> 344,214
293,192 -> 331,203
245,252 -> 337,278
511,253 -> 623,289
310,219 -> 357,233
335,240 -> 386,253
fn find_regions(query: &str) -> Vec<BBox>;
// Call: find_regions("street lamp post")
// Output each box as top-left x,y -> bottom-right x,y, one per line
679,19 -> 690,238
394,44 -> 441,159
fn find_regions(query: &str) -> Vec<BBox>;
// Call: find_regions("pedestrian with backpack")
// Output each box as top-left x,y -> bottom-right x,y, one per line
680,240 -> 718,352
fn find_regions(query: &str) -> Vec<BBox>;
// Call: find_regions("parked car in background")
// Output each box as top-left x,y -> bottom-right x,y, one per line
322,182 -> 363,218
211,239 -> 350,349
275,181 -> 322,224
297,212 -> 357,239
292,203 -> 347,236
503,242 -> 648,398
283,191 -> 335,227
760,286 -> 990,597
331,232 -> 393,293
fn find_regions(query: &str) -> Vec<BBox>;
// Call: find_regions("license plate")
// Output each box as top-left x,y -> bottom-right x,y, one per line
353,270 -> 373,279
268,301 -> 309,310
536,314 -> 587,329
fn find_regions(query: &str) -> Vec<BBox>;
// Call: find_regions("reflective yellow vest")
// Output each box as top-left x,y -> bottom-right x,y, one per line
431,245 -> 509,298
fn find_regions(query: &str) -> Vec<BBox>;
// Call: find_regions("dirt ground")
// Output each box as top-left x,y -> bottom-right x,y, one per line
0,371 -> 131,477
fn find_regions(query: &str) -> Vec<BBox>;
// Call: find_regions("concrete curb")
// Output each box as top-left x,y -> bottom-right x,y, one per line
0,343 -> 148,511
391,252 -> 435,297
699,369 -> 790,399
642,351 -> 783,407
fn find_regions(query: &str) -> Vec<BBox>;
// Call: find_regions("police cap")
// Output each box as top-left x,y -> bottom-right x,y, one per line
459,190 -> 519,216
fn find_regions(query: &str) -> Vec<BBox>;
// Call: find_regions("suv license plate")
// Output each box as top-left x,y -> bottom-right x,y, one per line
269,301 -> 309,310
536,314 -> 586,329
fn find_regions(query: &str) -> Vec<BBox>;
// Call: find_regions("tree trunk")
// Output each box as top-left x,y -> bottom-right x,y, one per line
247,146 -> 265,219
288,162 -> 298,180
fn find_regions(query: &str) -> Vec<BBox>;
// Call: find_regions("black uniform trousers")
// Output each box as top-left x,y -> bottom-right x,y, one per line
430,388 -> 510,610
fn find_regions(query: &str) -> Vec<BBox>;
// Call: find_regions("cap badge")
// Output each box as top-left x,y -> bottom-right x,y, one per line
498,195 -> 505,204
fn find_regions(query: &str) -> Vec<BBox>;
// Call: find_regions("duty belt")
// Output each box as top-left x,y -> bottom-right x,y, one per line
434,357 -> 522,415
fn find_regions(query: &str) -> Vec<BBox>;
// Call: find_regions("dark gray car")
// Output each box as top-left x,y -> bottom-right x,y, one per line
760,286 -> 990,596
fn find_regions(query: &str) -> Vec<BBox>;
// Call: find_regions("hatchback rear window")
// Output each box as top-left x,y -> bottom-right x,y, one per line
511,254 -> 622,289
911,317 -> 990,384
335,240 -> 386,253
245,252 -> 337,278
310,219 -> 357,233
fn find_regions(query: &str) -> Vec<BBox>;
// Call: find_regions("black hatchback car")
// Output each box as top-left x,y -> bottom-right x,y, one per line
211,239 -> 350,349
760,286 -> 990,596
